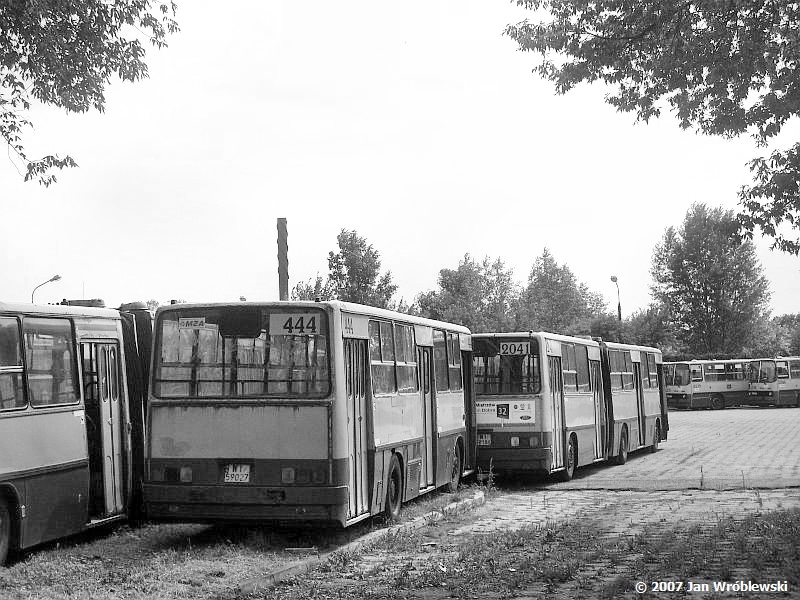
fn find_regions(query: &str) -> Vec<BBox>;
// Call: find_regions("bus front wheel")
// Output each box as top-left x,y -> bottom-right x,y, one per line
615,428 -> 629,465
0,497 -> 11,566
384,455 -> 403,521
711,394 -> 724,410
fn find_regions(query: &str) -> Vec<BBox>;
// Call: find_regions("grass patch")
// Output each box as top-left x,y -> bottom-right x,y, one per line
258,507 -> 800,600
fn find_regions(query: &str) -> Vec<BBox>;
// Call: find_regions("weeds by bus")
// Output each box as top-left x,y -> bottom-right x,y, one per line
0,301 -> 151,565
747,357 -> 800,407
664,359 -> 749,410
142,301 -> 474,525
472,333 -> 668,480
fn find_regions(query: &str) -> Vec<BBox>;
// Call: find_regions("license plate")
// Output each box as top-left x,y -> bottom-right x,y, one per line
223,464 -> 250,483
478,433 -> 492,446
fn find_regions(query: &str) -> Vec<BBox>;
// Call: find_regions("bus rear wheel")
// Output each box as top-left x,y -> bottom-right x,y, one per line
711,394 -> 724,410
560,436 -> 577,481
650,421 -> 661,454
615,427 -> 629,465
446,442 -> 462,493
384,455 -> 403,521
0,498 -> 11,566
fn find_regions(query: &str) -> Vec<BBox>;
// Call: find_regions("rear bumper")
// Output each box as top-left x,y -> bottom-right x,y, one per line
143,483 -> 349,524
476,447 -> 552,475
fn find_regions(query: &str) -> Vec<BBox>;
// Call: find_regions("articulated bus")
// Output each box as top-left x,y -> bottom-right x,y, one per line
664,359 -> 749,410
143,301 -> 474,525
747,357 -> 800,407
472,333 -> 668,480
0,301 -> 151,565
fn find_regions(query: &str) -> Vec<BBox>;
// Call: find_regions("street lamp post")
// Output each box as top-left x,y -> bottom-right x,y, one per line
31,275 -> 61,304
610,275 -> 621,322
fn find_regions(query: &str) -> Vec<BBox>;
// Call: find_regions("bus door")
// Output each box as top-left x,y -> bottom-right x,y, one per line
81,342 -> 125,519
548,356 -> 565,470
344,338 -> 369,519
591,361 -> 606,459
418,346 -> 436,489
634,363 -> 646,447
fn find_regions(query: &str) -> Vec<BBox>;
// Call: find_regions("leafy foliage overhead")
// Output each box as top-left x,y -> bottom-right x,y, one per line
1,0 -> 178,185
506,0 -> 800,252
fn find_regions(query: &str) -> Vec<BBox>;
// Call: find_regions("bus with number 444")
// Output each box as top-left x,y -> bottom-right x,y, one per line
142,301 -> 475,525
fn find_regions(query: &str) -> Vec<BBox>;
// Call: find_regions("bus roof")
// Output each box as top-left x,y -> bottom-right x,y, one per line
0,301 -> 122,319
471,331 -> 601,348
154,300 -> 472,335
601,340 -> 662,356
664,358 -> 749,365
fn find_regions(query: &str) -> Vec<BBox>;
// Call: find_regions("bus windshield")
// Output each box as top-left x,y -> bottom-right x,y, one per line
472,338 -> 540,395
665,363 -> 690,386
153,307 -> 330,399
748,360 -> 776,384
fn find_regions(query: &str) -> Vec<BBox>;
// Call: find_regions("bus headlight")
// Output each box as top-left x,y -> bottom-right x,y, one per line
180,466 -> 193,483
510,436 -> 520,447
529,437 -> 539,448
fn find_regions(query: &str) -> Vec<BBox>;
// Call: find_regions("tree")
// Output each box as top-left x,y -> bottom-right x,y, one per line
290,275 -> 335,302
505,1 -> 800,252
650,203 -> 771,356
415,254 -> 520,332
623,303 -> 680,354
326,229 -> 397,308
1,1 -> 179,185
517,248 -> 606,333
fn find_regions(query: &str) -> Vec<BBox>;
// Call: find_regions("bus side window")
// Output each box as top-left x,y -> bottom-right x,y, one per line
790,361 -> 800,379
23,317 -> 79,407
776,361 -> 789,378
368,320 -> 396,395
0,316 -> 26,410
447,333 -> 462,391
432,330 -> 449,392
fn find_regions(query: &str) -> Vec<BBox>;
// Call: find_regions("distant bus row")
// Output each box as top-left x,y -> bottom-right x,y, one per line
664,358 -> 800,410
2,299 -> 671,564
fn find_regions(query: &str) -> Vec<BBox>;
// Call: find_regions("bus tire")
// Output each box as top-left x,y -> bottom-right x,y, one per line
384,455 -> 403,521
711,394 -> 724,410
650,421 -> 660,454
446,441 -> 462,493
615,427 -> 629,466
0,497 -> 11,567
560,435 -> 577,481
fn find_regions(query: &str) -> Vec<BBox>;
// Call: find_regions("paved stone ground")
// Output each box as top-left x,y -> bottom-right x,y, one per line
450,488 -> 800,537
538,407 -> 800,490
453,407 -> 800,535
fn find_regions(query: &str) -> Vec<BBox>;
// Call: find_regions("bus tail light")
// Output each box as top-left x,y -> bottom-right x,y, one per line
180,466 -> 193,482
282,467 -> 327,485
281,467 -> 296,484
510,436 -> 520,447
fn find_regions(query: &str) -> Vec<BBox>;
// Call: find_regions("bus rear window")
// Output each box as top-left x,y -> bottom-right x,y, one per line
154,308 -> 330,399
472,338 -> 540,395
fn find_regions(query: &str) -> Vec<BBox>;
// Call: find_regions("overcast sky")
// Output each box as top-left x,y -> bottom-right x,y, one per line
2,1 -> 798,318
